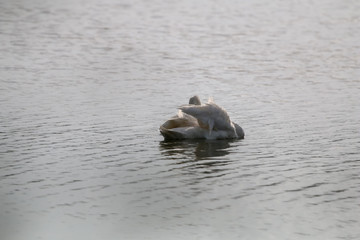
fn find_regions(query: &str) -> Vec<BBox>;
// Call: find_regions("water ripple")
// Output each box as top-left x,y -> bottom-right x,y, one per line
1,0 -> 360,239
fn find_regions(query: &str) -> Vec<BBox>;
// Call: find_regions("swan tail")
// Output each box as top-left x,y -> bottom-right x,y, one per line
207,96 -> 214,103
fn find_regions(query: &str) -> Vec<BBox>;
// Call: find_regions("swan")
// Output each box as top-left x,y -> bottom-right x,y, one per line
160,96 -> 244,140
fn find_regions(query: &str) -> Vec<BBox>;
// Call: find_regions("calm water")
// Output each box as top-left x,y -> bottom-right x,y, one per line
1,0 -> 360,239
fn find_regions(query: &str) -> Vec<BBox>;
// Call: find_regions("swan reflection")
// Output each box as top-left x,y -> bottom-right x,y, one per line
159,139 -> 233,160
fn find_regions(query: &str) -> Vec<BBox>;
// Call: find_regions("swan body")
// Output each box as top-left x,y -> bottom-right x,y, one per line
160,96 -> 244,140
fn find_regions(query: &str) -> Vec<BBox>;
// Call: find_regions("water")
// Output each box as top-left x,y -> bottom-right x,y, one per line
1,0 -> 360,239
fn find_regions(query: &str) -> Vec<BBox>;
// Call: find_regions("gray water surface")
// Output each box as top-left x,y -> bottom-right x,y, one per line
1,0 -> 360,239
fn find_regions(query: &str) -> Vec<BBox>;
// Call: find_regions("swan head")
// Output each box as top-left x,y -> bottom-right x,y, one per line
233,122 -> 245,139
189,95 -> 201,105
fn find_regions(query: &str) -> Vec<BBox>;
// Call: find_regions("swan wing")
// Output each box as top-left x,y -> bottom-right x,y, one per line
179,102 -> 234,132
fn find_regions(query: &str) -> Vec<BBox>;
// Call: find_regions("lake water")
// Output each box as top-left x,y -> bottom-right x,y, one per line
1,0 -> 359,239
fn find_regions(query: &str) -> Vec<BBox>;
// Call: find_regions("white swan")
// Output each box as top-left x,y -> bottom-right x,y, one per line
160,96 -> 244,140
